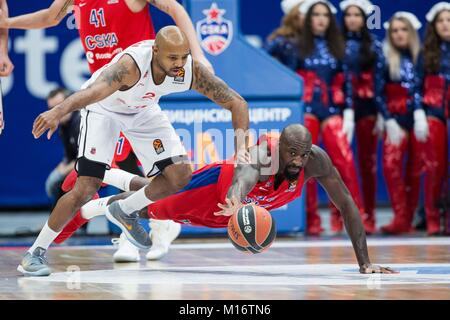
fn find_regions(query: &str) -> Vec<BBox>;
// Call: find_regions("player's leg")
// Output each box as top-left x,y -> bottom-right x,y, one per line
55,169 -> 150,245
355,115 -> 378,234
322,115 -> 365,233
106,109 -> 191,249
17,109 -> 121,276
303,113 -> 323,235
110,134 -> 147,262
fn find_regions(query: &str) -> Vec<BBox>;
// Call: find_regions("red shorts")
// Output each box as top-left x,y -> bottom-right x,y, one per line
147,162 -> 234,228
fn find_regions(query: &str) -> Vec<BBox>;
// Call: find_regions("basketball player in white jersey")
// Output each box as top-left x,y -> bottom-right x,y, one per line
20,26 -> 250,276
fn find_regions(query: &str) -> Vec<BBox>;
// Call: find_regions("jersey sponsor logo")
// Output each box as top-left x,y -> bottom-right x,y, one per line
153,139 -> 165,155
85,33 -> 119,50
174,68 -> 185,82
79,2 -> 87,7
90,147 -> 96,155
196,3 -> 233,56
107,0 -> 119,4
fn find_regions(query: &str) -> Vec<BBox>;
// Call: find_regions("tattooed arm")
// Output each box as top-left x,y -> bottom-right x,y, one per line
32,54 -> 140,139
0,0 -> 73,29
145,0 -> 214,73
304,145 -> 397,274
191,60 -> 249,152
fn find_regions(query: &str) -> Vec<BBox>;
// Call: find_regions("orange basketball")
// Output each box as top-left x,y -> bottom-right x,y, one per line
227,204 -> 276,254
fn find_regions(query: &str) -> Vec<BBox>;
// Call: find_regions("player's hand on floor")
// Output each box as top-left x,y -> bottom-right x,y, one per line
214,196 -> 243,216
359,264 -> 399,274
32,109 -> 61,139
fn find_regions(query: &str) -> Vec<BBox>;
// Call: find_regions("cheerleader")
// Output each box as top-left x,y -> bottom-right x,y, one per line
264,0 -> 305,70
379,12 -> 429,234
416,2 -> 450,235
340,0 -> 385,234
297,0 -> 365,235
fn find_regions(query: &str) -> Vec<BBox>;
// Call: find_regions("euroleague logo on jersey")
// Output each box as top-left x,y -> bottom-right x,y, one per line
196,3 -> 233,56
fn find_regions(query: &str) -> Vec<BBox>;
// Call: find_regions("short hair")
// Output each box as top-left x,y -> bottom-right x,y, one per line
47,87 -> 71,100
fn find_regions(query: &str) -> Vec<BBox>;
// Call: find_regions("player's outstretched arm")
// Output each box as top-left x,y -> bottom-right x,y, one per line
147,0 -> 214,73
307,146 -> 398,274
0,0 -> 72,29
0,0 -> 13,76
191,60 -> 249,153
32,54 -> 140,140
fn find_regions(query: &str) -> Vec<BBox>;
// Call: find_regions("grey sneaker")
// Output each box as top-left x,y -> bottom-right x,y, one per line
106,201 -> 152,250
17,247 -> 51,277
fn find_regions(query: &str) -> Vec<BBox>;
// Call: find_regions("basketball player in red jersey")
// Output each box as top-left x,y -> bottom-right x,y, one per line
0,0 -> 214,261
62,124 -> 396,274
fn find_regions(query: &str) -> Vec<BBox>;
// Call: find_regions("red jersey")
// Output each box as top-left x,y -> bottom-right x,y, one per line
73,0 -> 155,73
147,135 -> 305,228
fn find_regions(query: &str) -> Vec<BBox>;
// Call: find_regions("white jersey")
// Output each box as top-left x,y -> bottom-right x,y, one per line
82,40 -> 193,114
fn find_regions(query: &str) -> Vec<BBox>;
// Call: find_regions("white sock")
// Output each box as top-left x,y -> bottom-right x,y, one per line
28,222 -> 61,254
80,195 -> 114,219
103,168 -> 138,191
118,187 -> 153,215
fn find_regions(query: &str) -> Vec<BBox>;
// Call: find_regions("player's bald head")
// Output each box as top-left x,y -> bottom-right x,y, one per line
280,124 -> 312,148
277,124 -> 312,180
153,26 -> 191,77
155,26 -> 190,51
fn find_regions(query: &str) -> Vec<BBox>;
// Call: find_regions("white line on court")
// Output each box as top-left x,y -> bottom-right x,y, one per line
52,237 -> 450,251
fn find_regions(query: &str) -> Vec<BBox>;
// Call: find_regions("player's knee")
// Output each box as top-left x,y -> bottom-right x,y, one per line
70,177 -> 102,204
165,163 -> 192,192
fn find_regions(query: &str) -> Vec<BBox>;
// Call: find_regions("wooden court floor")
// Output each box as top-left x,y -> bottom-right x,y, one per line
1,237 -> 449,300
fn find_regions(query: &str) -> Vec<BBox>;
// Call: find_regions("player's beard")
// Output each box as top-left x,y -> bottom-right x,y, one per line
283,165 -> 301,182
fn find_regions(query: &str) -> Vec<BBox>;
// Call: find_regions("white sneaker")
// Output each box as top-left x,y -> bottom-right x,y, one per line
146,219 -> 181,261
112,233 -> 141,263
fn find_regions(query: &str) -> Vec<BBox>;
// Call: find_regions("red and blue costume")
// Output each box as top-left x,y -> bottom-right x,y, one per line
378,50 -> 425,234
415,41 -> 450,234
344,32 -> 385,233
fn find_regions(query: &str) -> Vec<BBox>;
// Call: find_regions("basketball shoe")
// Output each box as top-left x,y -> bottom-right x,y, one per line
17,247 -> 51,277
146,220 -> 181,260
